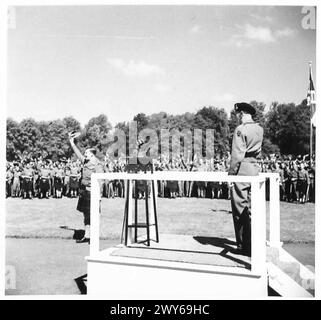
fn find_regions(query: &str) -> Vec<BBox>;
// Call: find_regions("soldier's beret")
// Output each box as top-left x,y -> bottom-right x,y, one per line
234,102 -> 256,115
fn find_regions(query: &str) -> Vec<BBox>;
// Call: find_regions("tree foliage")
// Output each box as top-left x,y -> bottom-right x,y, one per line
6,99 -> 312,160
6,115 -> 112,161
265,100 -> 311,155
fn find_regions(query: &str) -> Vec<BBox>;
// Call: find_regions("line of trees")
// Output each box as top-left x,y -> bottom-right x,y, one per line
6,99 -> 312,161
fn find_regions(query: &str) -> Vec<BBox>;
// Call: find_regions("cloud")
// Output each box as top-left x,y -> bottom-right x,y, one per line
225,24 -> 296,47
275,27 -> 297,38
219,93 -> 235,102
189,24 -> 202,34
249,13 -> 273,23
243,24 -> 276,43
154,84 -> 171,92
107,58 -> 165,77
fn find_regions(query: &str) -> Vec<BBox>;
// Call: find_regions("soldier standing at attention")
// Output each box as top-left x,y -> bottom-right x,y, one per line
228,102 -> 263,256
297,162 -> 310,204
39,162 -> 51,199
12,164 -> 21,198
64,163 -> 71,197
6,163 -> 13,198
69,132 -> 104,243
21,161 -> 34,199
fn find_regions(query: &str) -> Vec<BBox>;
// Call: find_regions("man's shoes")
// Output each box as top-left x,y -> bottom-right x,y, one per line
233,245 -> 251,257
76,237 -> 90,244
240,247 -> 251,257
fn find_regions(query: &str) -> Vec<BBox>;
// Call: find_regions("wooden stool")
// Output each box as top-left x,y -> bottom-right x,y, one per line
121,160 -> 159,246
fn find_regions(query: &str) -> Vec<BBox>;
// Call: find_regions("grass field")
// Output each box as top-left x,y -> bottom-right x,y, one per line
6,197 -> 315,243
5,197 -> 315,295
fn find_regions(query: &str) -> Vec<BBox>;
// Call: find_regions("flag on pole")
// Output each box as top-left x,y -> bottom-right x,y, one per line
307,62 -> 316,126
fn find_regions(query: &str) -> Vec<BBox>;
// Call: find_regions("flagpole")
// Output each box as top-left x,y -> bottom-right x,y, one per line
310,113 -> 313,161
309,62 -> 313,161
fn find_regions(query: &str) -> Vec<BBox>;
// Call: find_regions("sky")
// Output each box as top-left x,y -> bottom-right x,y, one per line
7,5 -> 316,127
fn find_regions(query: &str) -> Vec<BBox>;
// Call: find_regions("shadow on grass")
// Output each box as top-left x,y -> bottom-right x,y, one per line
211,209 -> 232,214
59,226 -> 85,240
74,274 -> 87,294
194,236 -> 251,269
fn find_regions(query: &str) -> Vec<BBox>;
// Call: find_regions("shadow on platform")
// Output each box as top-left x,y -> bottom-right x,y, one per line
194,236 -> 251,269
113,234 -> 251,269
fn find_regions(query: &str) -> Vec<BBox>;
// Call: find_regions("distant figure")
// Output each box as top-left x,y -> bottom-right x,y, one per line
21,161 -> 34,199
11,165 -> 21,197
228,102 -> 263,257
297,162 -> 310,204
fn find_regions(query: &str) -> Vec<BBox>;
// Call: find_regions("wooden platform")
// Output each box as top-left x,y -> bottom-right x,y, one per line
111,234 -> 251,269
86,233 -> 267,298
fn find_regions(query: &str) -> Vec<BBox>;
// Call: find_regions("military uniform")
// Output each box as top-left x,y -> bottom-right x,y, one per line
308,166 -> 315,202
70,166 -> 80,191
276,164 -> 286,201
64,166 -> 71,196
21,166 -> 34,198
6,168 -> 13,198
288,165 -> 298,202
228,107 -> 263,255
297,166 -> 310,203
39,167 -> 51,198
76,157 -> 104,226
54,166 -> 64,197
283,164 -> 291,202
12,168 -> 21,197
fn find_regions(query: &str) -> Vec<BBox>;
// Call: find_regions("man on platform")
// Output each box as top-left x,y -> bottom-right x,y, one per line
228,102 -> 264,257
69,132 -> 104,243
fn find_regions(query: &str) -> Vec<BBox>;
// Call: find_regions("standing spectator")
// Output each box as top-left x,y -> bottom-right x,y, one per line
11,164 -> 21,197
21,161 -> 34,199
39,162 -> 51,199
70,162 -> 80,198
54,163 -> 64,198
297,162 -> 310,203
289,162 -> 299,202
64,163 -> 71,197
307,162 -> 315,202
6,164 -> 13,198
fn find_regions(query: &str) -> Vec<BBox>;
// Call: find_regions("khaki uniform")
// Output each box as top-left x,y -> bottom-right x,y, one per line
77,157 -> 104,225
228,121 -> 263,253
297,168 -> 310,202
54,168 -> 65,193
12,170 -> 21,197
22,167 -> 34,196
39,168 -> 51,195
6,170 -> 13,197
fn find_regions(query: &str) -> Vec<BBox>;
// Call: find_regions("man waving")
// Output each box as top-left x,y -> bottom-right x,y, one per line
69,132 -> 104,243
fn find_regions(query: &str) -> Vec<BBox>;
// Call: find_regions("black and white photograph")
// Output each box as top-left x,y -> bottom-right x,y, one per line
2,1 -> 319,300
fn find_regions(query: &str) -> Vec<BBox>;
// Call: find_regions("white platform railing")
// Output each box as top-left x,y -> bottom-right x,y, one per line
259,173 -> 282,247
90,171 -> 267,276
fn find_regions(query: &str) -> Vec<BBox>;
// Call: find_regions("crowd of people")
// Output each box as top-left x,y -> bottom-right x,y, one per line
5,154 -> 315,203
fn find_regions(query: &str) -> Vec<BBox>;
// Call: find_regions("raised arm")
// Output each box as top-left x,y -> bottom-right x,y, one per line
69,133 -> 85,162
